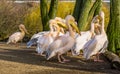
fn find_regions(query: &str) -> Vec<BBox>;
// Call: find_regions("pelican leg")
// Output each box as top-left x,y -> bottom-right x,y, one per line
57,54 -> 65,63
14,42 -> 18,47
40,52 -> 45,56
61,55 -> 70,62
94,53 -> 104,62
36,53 -> 44,56
97,53 -> 104,62
93,56 -> 98,62
20,40 -> 22,46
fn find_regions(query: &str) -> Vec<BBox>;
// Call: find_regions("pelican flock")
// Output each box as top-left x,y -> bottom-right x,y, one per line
72,15 -> 101,56
46,15 -> 80,63
7,11 -> 108,63
36,19 -> 65,55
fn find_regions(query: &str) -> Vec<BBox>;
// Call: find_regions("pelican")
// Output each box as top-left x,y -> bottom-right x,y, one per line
36,19 -> 64,55
54,17 -> 67,34
46,15 -> 80,63
72,15 -> 101,56
27,17 -> 66,48
27,31 -> 49,48
7,24 -> 29,45
83,11 -> 108,62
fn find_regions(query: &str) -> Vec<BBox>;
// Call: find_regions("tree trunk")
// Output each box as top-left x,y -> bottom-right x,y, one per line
86,0 -> 102,30
107,0 -> 120,53
40,0 -> 58,31
77,0 -> 92,31
73,0 -> 102,31
94,0 -> 102,16
40,0 -> 49,31
73,0 -> 84,22
48,0 -> 58,19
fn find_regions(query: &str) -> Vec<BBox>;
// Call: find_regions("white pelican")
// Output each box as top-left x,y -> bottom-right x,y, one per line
83,11 -> 108,62
7,24 -> 29,45
27,31 -> 49,48
72,15 -> 101,56
46,15 -> 80,63
27,17 -> 66,48
36,19 -> 64,55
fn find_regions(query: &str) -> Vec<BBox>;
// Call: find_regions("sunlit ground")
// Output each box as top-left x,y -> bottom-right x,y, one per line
0,42 -> 119,74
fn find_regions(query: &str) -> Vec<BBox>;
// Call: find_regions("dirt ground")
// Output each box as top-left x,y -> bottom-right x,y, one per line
0,42 -> 119,74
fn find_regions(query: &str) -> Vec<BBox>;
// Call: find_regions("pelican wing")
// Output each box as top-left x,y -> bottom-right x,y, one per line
73,31 -> 92,55
99,40 -> 108,53
83,38 -> 98,59
27,31 -> 48,48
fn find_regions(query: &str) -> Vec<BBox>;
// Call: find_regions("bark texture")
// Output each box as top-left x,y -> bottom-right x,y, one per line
40,0 -> 58,31
73,0 -> 102,31
107,0 -> 120,53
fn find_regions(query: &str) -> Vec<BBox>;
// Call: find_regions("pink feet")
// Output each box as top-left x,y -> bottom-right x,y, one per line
63,59 -> 70,62
59,61 -> 66,63
59,59 -> 70,63
94,59 -> 104,62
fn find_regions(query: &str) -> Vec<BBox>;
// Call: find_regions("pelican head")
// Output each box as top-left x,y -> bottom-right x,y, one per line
65,15 -> 81,35
19,24 -> 29,34
99,11 -> 104,18
49,19 -> 57,32
94,18 -> 101,28
49,19 -> 66,33
55,17 -> 63,22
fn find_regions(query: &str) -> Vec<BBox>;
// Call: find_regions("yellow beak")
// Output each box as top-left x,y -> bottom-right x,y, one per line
23,27 -> 29,34
56,21 -> 68,29
70,21 -> 81,35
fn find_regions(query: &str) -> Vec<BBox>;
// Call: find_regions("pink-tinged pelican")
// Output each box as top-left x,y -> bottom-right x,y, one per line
36,19 -> 64,55
27,17 -> 67,48
83,11 -> 108,62
46,15 -> 80,63
72,15 -> 101,56
7,24 -> 29,44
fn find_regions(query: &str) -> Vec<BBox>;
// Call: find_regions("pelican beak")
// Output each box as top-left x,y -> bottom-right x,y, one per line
23,27 -> 29,34
70,21 -> 81,35
97,15 -> 102,22
95,24 -> 101,28
56,21 -> 68,29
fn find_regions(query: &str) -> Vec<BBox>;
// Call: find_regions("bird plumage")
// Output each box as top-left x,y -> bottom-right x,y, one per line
36,19 -> 64,55
72,15 -> 101,55
7,24 -> 28,44
46,15 -> 80,63
27,31 -> 48,48
83,11 -> 108,61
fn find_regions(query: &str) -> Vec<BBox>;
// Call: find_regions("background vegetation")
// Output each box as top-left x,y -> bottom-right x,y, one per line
0,1 -> 109,41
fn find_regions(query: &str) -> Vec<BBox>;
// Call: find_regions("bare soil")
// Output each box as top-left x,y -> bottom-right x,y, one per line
0,42 -> 119,74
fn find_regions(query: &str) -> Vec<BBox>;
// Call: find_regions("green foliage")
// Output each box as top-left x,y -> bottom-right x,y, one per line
57,2 -> 75,18
24,5 -> 43,37
0,0 -> 28,40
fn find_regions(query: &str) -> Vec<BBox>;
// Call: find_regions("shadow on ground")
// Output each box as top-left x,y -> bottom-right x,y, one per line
0,43 -> 119,74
